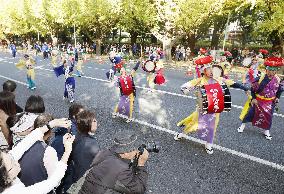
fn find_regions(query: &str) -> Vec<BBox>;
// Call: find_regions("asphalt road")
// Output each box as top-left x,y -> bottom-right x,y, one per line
0,52 -> 284,194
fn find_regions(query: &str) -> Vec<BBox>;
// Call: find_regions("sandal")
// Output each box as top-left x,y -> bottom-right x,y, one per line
264,134 -> 272,140
174,133 -> 183,141
205,147 -> 213,154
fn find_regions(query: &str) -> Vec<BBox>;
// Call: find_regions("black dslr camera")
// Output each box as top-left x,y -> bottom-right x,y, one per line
130,142 -> 160,173
138,142 -> 160,154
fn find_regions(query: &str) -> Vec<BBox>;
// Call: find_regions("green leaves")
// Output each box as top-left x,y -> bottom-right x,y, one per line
0,0 -> 282,50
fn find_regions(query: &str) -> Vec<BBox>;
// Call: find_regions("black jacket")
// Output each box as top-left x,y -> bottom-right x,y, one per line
79,149 -> 148,194
71,133 -> 100,183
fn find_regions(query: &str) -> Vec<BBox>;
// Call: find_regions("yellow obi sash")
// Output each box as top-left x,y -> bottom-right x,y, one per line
255,94 -> 275,102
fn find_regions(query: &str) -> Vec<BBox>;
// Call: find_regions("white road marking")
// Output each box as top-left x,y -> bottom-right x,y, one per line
1,70 -> 284,170
33,67 -> 284,118
115,113 -> 284,172
0,75 -> 28,86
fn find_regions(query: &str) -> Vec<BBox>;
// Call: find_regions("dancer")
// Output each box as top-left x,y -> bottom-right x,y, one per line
9,42 -> 17,58
238,57 -> 283,140
175,56 -> 248,154
142,51 -> 165,92
25,55 -> 37,90
16,55 -> 36,90
75,59 -> 84,77
42,42 -> 49,59
107,52 -> 125,80
112,61 -> 140,122
242,57 -> 261,88
53,58 -> 76,103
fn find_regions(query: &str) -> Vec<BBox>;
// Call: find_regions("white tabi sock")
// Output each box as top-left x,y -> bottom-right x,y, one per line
205,143 -> 212,150
264,130 -> 270,136
238,123 -> 246,132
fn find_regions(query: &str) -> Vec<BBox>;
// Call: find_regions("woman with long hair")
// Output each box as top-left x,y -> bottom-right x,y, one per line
9,95 -> 45,146
0,91 -> 16,149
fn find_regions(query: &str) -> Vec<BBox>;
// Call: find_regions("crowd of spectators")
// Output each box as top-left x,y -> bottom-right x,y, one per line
0,80 -> 149,194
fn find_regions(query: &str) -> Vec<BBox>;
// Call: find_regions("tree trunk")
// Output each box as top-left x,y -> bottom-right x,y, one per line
96,39 -> 101,56
241,32 -> 247,48
112,29 -> 117,44
151,35 -> 157,44
211,22 -> 221,48
279,34 -> 284,56
188,34 -> 196,52
130,31 -> 138,46
163,39 -> 172,62
118,29 -> 122,46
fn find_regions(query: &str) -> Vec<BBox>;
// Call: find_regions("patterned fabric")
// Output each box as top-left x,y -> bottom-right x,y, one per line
64,77 -> 75,101
241,74 -> 280,130
197,113 -> 216,144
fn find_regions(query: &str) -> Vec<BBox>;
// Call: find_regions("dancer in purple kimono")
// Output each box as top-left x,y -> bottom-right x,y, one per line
112,61 -> 140,123
238,57 -> 284,140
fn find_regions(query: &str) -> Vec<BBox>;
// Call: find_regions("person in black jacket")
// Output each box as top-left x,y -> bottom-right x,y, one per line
71,110 -> 100,184
79,131 -> 149,194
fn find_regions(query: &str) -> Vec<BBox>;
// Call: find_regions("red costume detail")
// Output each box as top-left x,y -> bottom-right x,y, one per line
204,83 -> 225,113
119,75 -> 134,96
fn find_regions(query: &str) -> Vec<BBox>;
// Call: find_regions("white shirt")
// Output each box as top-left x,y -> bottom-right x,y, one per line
0,129 -> 8,149
2,129 -> 67,194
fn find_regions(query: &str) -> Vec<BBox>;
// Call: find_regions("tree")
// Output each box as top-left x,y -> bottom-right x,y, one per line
208,0 -> 244,48
80,0 -> 119,55
151,0 -> 183,62
176,0 -> 224,51
119,0 -> 155,46
255,0 -> 284,55
62,0 -> 83,45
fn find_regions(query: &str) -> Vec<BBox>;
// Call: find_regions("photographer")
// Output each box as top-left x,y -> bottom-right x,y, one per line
79,131 -> 149,194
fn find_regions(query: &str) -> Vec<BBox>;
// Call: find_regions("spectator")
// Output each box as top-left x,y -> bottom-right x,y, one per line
50,103 -> 84,193
175,46 -> 180,61
71,110 -> 99,184
18,114 -> 72,188
180,46 -> 186,61
79,131 -> 148,194
0,91 -> 17,149
0,119 -> 74,194
2,80 -> 16,93
50,103 -> 84,159
185,47 -> 191,61
2,80 -> 23,113
9,95 -> 45,146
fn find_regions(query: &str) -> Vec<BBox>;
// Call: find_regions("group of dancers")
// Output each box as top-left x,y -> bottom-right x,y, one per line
176,48 -> 283,154
15,47 -> 283,154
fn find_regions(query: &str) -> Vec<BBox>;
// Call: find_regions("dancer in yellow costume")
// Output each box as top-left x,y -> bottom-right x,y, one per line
175,56 -> 248,154
16,54 -> 36,90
